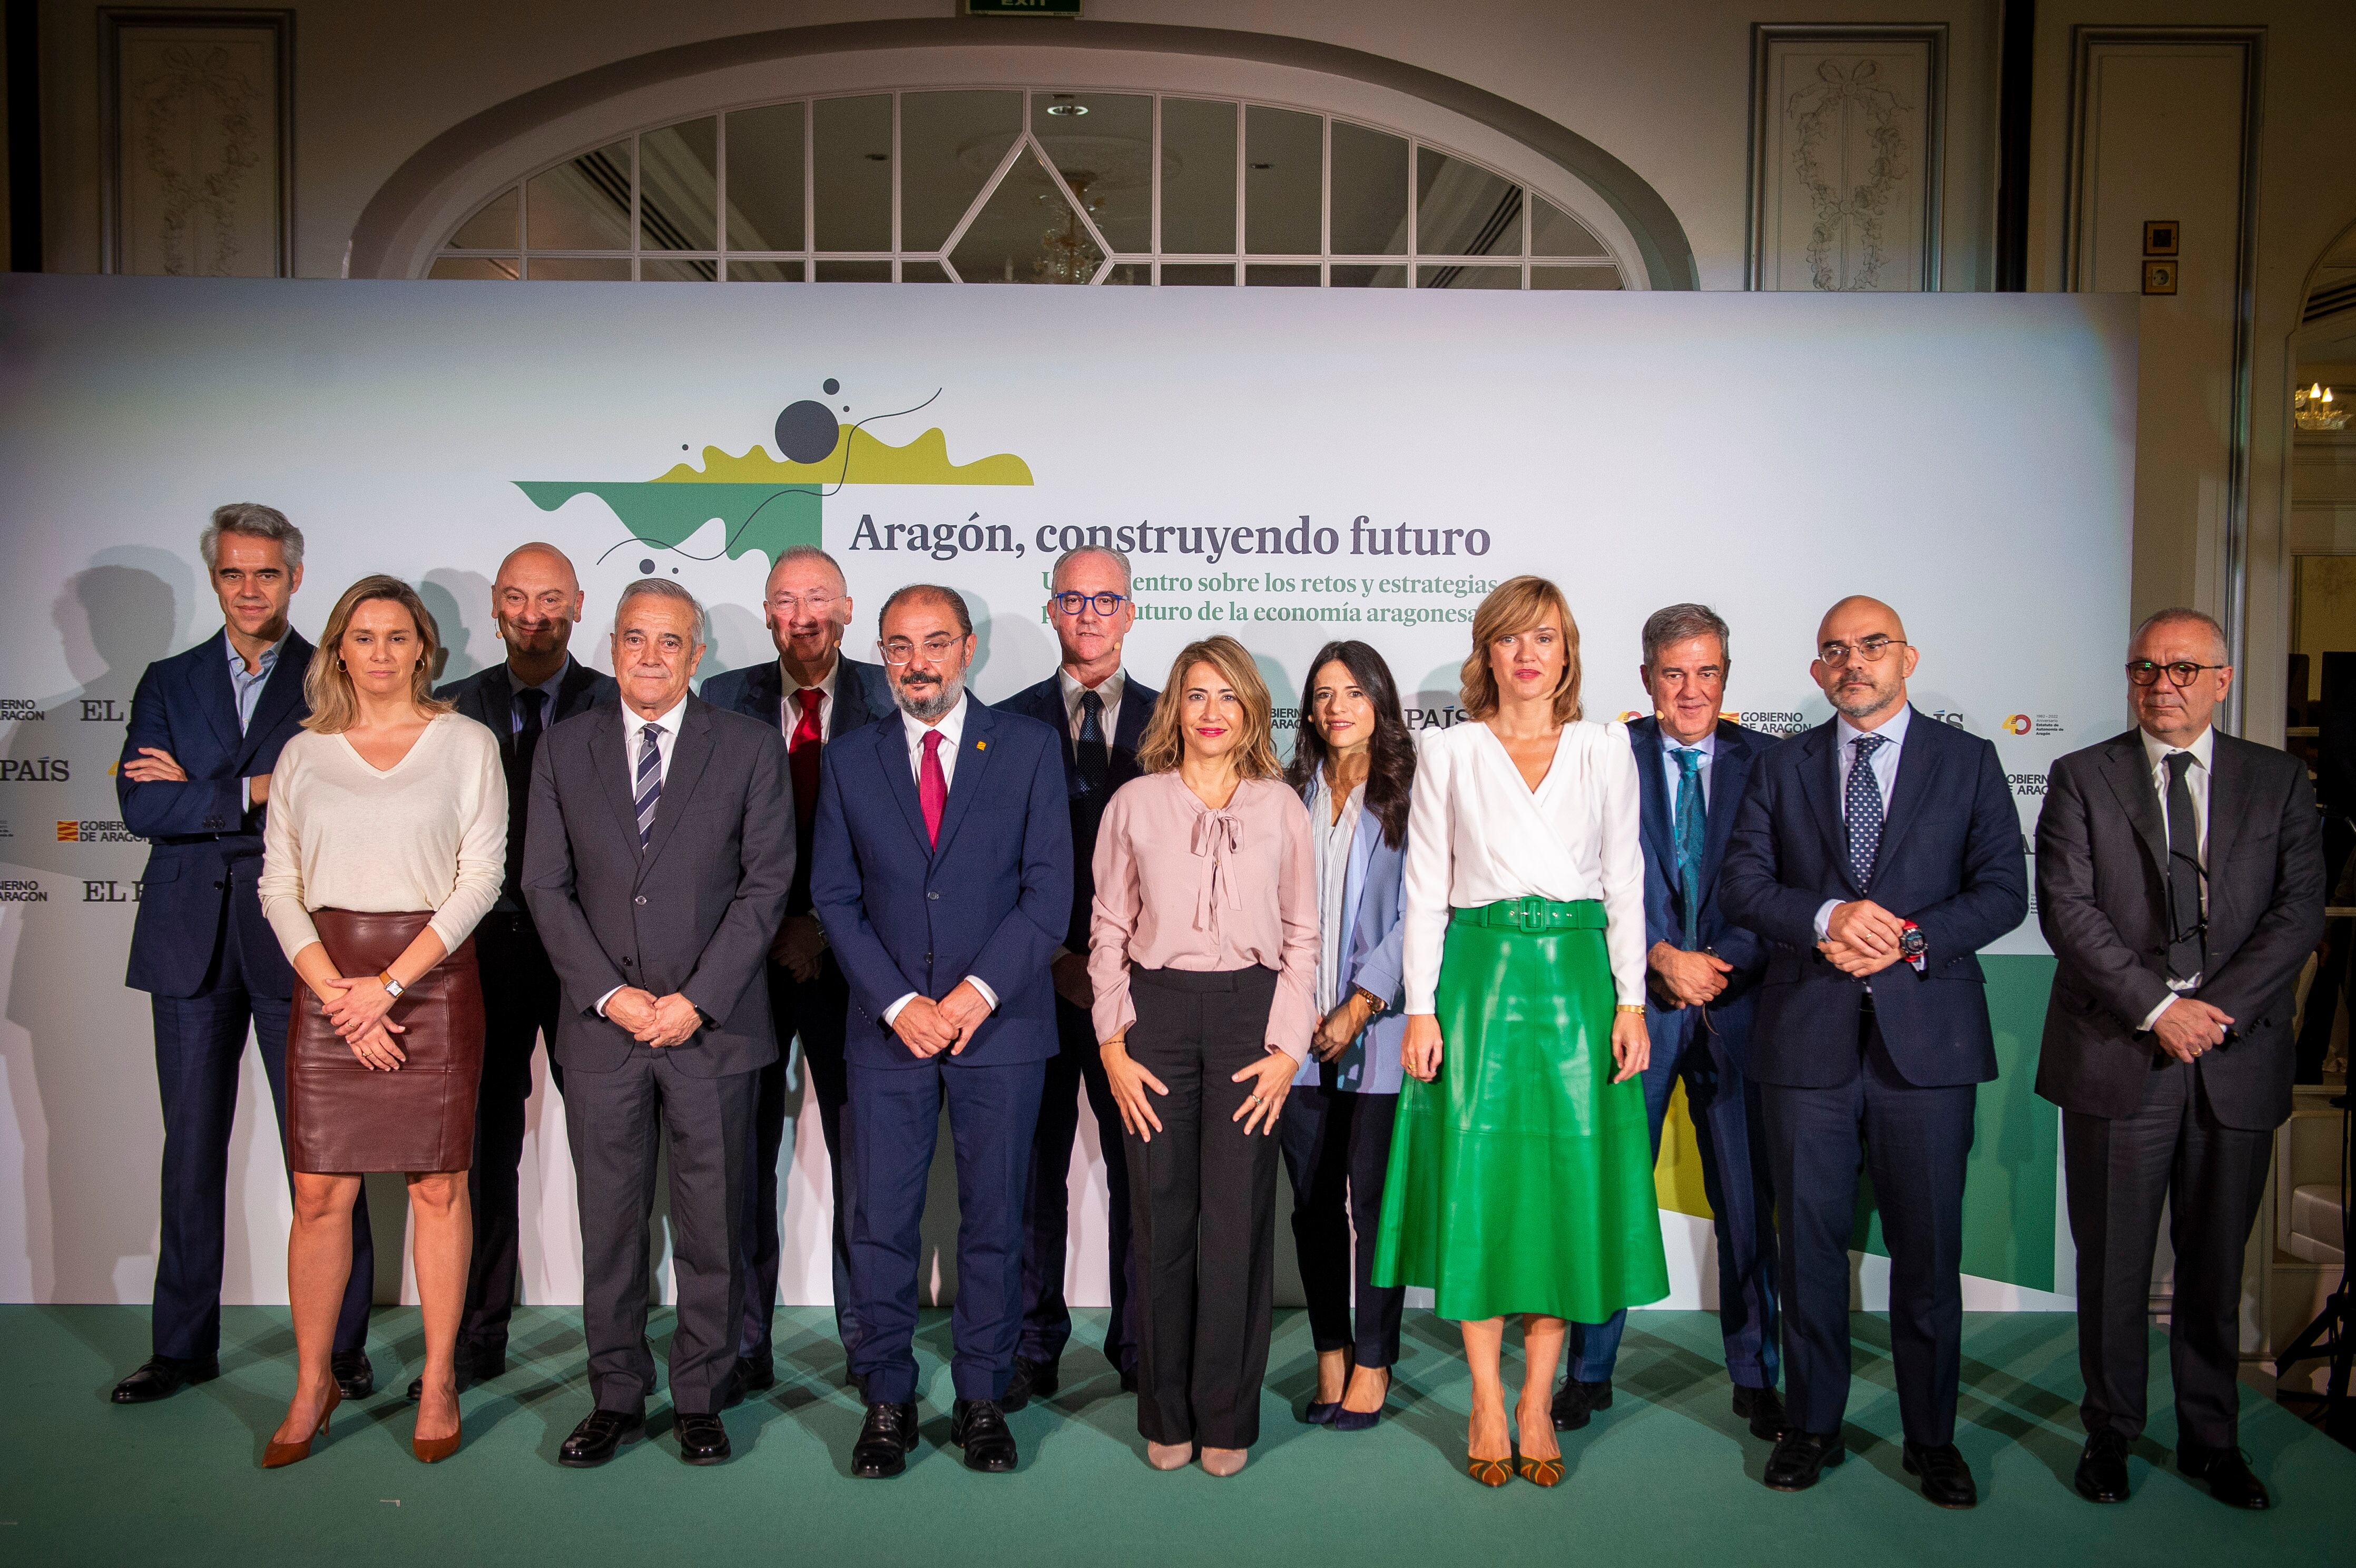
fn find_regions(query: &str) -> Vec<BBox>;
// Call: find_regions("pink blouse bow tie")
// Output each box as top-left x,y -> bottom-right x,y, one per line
1190,809 -> 1245,936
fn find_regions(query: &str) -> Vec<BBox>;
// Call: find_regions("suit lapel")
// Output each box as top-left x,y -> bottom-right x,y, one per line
1630,718 -> 1674,879
1340,790 -> 1376,964
876,713 -> 934,855
476,664 -> 518,767
929,701 -> 999,859
638,701 -> 714,880
750,661 -> 786,735
2200,733 -> 2242,919
1699,724 -> 1751,886
555,658 -> 604,722
2098,732 -> 2167,882
592,708 -> 643,854
192,630 -> 244,757
1792,721 -> 1860,895
1869,708 -> 1935,876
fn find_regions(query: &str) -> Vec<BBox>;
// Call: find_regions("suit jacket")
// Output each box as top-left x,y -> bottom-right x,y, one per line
700,652 -> 892,916
809,698 -> 1073,1071
119,628 -> 315,998
1721,708 -> 2029,1090
1628,714 -> 1772,1065
522,698 -> 796,1077
2034,728 -> 2324,1129
434,655 -> 616,913
995,670 -> 1157,952
1292,777 -> 1411,1095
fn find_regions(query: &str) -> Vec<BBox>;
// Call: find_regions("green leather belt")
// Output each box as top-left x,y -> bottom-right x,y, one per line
1451,896 -> 1607,933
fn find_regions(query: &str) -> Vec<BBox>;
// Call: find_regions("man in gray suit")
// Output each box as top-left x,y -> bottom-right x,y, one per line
524,579 -> 794,1468
2036,606 -> 2323,1510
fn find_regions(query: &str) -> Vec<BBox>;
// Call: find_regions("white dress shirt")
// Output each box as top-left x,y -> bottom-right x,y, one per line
2138,723 -> 2216,1030
1400,719 -> 1647,1012
597,698 -> 687,1017
1658,726 -> 1716,811
1813,702 -> 1913,941
1059,668 -> 1125,756
780,655 -> 840,742
881,690 -> 998,1026
1312,777 -> 1364,1016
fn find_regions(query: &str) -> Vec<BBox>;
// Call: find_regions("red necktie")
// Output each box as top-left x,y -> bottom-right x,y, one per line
789,688 -> 823,832
919,729 -> 947,848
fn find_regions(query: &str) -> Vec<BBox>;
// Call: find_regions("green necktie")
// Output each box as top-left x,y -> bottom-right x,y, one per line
1674,747 -> 1706,950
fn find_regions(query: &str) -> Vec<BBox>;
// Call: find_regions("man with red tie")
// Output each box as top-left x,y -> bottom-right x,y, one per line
701,546 -> 892,1399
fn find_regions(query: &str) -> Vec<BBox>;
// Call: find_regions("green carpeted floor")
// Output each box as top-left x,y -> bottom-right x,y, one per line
4,1306 -> 2347,1566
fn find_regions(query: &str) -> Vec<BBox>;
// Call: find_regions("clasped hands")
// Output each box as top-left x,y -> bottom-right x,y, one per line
892,978 -> 993,1059
1817,899 -> 1910,978
318,973 -> 406,1071
604,987 -> 703,1048
1648,941 -> 1733,1008
2149,995 -> 2234,1064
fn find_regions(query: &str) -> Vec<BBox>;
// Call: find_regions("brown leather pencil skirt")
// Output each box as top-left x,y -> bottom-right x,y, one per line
287,909 -> 484,1174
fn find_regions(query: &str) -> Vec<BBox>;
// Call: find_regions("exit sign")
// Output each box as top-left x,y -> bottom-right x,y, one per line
965,0 -> 1083,15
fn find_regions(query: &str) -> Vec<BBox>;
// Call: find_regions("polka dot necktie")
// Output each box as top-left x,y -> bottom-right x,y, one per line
1844,732 -> 1886,887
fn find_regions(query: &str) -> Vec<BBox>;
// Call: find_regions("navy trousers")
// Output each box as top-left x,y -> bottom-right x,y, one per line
456,910 -> 563,1361
738,953 -> 858,1370
845,1055 -> 1046,1406
1015,993 -> 1138,1374
1277,1084 -> 1404,1367
1760,1013 -> 1976,1446
1568,1004 -> 1779,1388
149,866 -> 372,1361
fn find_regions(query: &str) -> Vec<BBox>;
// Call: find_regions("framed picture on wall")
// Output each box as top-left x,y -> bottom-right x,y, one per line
99,8 -> 294,277
1748,24 -> 1947,293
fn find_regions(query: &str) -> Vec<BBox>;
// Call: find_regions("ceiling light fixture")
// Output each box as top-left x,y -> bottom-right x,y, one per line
2296,382 -> 2348,432
1046,103 -> 1088,117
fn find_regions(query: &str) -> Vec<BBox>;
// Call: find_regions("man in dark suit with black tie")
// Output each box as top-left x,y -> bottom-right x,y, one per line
994,546 -> 1157,1406
701,544 -> 892,1398
1722,595 -> 2027,1508
812,584 -> 1071,1477
428,542 -> 613,1397
111,504 -> 376,1405
1557,604 -> 1781,1440
2036,608 -> 2323,1510
524,580 -> 794,1467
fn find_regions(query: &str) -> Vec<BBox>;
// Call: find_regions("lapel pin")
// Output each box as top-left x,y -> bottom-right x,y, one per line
976,740 -> 987,750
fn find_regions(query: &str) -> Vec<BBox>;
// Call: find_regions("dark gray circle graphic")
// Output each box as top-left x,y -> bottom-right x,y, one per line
639,558 -> 656,574
822,378 -> 841,395
774,399 -> 840,463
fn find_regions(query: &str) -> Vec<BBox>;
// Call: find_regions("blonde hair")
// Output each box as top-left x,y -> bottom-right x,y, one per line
302,575 -> 455,733
1136,635 -> 1283,780
1461,574 -> 1583,723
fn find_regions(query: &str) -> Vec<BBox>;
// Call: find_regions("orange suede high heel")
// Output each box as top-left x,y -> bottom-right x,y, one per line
261,1384 -> 342,1469
1518,1453 -> 1564,1487
1468,1451 -> 1516,1487
412,1412 -> 462,1464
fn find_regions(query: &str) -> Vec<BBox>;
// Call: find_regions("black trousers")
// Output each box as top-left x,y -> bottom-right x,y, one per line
565,1047 -> 753,1419
1017,993 -> 1139,1373
149,862 -> 371,1361
455,910 -> 563,1360
737,953 -> 856,1368
2064,1057 -> 2272,1452
1761,1014 -> 1976,1446
1277,1084 -> 1403,1367
1122,965 -> 1282,1449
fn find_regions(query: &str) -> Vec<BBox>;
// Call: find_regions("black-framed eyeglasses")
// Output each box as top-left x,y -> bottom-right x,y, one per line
1818,635 -> 1909,666
2127,660 -> 2228,688
1051,591 -> 1130,617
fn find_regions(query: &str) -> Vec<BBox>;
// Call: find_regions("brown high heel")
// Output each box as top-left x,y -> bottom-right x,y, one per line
1468,1451 -> 1516,1487
1517,1454 -> 1564,1487
412,1412 -> 462,1464
261,1384 -> 341,1469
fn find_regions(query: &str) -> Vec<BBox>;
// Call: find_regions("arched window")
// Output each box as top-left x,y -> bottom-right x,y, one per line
428,90 -> 1627,290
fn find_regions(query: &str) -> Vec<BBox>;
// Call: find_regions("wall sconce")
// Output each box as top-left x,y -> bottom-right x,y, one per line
2296,383 -> 2349,432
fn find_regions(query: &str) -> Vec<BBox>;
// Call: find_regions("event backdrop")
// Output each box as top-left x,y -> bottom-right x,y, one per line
0,276 -> 2133,1316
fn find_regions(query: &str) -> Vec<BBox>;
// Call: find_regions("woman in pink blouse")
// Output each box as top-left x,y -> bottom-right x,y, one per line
1091,634 -> 1319,1478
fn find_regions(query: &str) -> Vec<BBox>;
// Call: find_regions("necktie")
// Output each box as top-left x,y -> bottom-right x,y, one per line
634,721 -> 663,849
1673,746 -> 1706,950
919,729 -> 947,848
789,688 -> 823,833
2164,751 -> 2206,983
505,688 -> 547,895
1844,732 -> 1886,887
1074,689 -> 1110,798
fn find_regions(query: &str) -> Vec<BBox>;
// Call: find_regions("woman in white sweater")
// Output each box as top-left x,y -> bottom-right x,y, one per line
256,576 -> 504,1468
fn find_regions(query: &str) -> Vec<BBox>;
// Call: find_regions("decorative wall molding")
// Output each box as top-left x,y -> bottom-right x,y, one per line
1746,24 -> 1946,293
99,8 -> 292,277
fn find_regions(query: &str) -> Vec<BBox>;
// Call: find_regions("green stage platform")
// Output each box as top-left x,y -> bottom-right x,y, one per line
4,1306 -> 2346,1566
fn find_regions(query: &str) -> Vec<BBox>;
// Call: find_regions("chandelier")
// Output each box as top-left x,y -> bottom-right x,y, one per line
2296,382 -> 2348,432
1034,173 -> 1104,285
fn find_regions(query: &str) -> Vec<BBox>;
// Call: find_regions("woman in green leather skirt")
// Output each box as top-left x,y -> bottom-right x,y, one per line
1371,575 -> 1670,1486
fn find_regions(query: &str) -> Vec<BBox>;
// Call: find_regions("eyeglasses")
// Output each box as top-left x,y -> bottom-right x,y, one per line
1051,591 -> 1130,617
2126,660 -> 2228,688
1818,635 -> 1909,666
768,591 -> 838,615
879,634 -> 963,665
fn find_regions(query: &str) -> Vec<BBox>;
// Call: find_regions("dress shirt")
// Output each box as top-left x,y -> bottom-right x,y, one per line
596,697 -> 687,1017
2138,723 -> 2216,1030
1399,719 -> 1646,1011
1659,726 -> 1716,810
1812,702 -> 1913,941
1088,772 -> 1321,1061
1058,667 -> 1126,755
507,662 -> 568,733
779,654 -> 840,741
1312,777 -> 1364,1017
879,690 -> 998,1027
230,632 -> 288,812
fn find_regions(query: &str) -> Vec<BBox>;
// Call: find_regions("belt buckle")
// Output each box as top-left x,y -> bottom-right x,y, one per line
1508,899 -> 1549,932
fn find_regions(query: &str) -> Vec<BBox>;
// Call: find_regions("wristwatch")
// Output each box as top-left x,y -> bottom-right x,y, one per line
1898,922 -> 1928,961
376,971 -> 406,1000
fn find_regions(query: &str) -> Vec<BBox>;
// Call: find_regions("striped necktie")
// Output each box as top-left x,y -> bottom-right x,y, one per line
634,721 -> 663,849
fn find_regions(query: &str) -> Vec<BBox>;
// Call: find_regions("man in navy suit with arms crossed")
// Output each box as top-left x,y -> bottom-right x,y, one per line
1722,595 -> 2027,1508
812,584 -> 1072,1477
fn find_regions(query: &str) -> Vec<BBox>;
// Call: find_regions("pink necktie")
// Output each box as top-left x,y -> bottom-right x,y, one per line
919,729 -> 947,848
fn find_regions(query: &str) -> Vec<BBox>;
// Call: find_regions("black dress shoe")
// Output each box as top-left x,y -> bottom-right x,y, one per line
949,1398 -> 1018,1473
851,1402 -> 920,1478
558,1409 -> 646,1468
2178,1444 -> 2271,1510
111,1355 -> 220,1404
1000,1356 -> 1058,1413
1550,1378 -> 1612,1431
1731,1384 -> 1788,1441
2074,1430 -> 2131,1503
1902,1441 -> 1978,1508
330,1349 -> 376,1400
1763,1429 -> 1846,1491
674,1413 -> 731,1465
721,1357 -> 775,1409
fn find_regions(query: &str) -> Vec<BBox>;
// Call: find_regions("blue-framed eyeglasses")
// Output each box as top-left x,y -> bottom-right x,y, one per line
1051,591 -> 1131,617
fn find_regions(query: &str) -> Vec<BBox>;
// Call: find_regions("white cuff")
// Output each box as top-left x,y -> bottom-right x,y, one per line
1813,899 -> 1841,943
882,992 -> 918,1026
964,975 -> 999,1012
2138,993 -> 2176,1032
595,985 -> 624,1018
